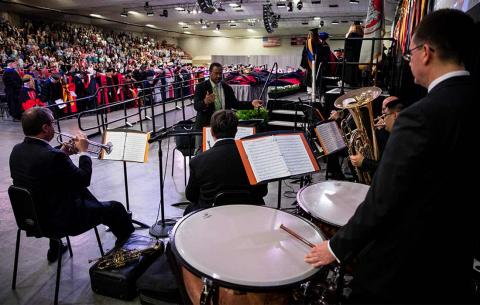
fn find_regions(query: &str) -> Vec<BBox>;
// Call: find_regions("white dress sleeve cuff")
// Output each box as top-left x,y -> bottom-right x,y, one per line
327,240 -> 341,263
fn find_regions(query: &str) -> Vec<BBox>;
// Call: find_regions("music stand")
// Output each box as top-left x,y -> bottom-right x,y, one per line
148,129 -> 202,238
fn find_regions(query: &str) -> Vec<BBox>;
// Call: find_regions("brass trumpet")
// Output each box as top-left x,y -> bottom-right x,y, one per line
373,114 -> 386,128
55,131 -> 113,155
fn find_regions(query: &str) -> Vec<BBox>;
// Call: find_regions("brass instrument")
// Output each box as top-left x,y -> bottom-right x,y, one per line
89,240 -> 162,270
334,87 -> 382,184
55,131 -> 113,155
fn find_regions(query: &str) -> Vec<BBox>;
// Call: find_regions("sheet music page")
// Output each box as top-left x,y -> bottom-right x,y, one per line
204,127 -> 255,151
204,127 -> 215,151
123,132 -> 149,163
235,127 -> 255,139
275,135 -> 316,176
241,137 -> 290,182
316,121 -> 346,155
101,131 -> 126,161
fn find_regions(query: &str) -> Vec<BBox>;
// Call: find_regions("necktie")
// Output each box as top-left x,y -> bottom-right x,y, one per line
213,84 -> 222,110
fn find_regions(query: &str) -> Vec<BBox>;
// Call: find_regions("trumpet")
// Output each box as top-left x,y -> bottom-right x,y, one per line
55,131 -> 113,155
374,114 -> 386,128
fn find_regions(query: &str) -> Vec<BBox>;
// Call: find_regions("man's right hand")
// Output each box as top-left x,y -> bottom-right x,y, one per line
204,91 -> 216,105
74,133 -> 89,153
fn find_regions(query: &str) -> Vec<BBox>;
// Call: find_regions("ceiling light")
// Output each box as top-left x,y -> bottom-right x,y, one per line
146,11 -> 154,16
277,2 -> 286,8
182,26 -> 189,29
202,25 -> 208,29
229,3 -> 240,7
332,20 -> 339,24
314,17 -> 321,20
175,7 -> 185,11
178,22 -> 186,25
146,24 -> 156,28
192,9 -> 198,14
297,1 -> 303,10
128,11 -> 140,15
184,31 -> 191,34
230,23 -> 237,27
301,21 -> 309,25
89,14 -> 103,18
120,9 -> 128,17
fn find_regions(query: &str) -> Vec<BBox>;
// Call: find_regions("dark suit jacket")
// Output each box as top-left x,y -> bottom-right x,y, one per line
185,139 -> 268,210
9,137 -> 97,233
330,75 -> 478,303
193,80 -> 252,129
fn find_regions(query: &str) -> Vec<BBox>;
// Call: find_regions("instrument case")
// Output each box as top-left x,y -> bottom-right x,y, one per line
89,234 -> 163,300
136,242 -> 182,304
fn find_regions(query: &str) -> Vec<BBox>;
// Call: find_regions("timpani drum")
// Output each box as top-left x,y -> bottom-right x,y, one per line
297,181 -> 370,238
170,205 -> 325,305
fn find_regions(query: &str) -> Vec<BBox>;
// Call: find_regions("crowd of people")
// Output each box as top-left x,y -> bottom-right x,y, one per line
0,17 -> 210,119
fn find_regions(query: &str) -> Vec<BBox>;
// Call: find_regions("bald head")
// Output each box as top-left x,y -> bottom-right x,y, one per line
21,107 -> 54,137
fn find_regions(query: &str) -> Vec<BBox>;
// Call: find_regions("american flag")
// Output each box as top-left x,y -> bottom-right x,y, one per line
262,37 -> 281,47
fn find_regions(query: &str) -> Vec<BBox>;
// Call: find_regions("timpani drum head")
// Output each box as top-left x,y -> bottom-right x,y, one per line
171,205 -> 324,289
297,181 -> 370,227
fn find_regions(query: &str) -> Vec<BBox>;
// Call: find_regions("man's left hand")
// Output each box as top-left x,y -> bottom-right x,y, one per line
252,99 -> 263,108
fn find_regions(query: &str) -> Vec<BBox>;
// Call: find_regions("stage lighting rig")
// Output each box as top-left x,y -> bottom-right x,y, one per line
120,8 -> 128,17
198,0 -> 215,14
297,1 -> 303,10
263,3 -> 274,33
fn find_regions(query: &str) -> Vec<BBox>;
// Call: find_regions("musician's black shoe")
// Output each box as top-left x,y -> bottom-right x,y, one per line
47,243 -> 68,263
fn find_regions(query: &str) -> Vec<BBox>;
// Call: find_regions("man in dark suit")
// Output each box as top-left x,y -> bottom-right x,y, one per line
193,62 -> 262,130
9,108 -> 134,262
305,9 -> 479,303
185,110 -> 268,214
2,59 -> 22,120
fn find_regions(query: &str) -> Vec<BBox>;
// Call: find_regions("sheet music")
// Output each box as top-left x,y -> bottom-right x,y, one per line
241,137 -> 290,182
315,122 -> 346,155
102,131 -> 126,161
123,132 -> 149,163
275,135 -> 316,176
54,98 -> 66,109
204,127 -> 255,151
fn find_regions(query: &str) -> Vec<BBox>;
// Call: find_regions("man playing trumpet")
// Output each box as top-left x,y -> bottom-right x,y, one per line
9,107 -> 134,263
349,97 -> 404,174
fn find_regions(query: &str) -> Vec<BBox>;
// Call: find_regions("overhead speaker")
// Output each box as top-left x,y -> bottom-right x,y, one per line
198,0 -> 215,14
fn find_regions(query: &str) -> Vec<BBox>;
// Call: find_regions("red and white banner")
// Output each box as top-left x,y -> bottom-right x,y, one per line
359,0 -> 384,70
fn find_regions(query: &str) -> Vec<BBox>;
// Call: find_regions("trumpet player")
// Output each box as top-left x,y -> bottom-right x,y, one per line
350,98 -> 404,174
9,107 -> 134,263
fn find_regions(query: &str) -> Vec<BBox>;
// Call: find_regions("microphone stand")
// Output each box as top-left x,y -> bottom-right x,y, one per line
148,128 -> 202,238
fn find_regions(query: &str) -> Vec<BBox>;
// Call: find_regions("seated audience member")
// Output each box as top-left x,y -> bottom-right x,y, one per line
350,97 -> 404,174
185,110 -> 268,214
9,107 -> 134,262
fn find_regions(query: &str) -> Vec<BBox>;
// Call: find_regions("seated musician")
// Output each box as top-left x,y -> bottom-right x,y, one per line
185,110 -> 268,214
9,107 -> 134,262
349,97 -> 404,174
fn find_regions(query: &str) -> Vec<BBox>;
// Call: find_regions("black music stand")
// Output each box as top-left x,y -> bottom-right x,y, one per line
122,161 -> 149,229
148,129 -> 202,238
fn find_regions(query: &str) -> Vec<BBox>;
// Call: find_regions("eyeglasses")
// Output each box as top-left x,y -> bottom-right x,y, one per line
403,44 -> 424,61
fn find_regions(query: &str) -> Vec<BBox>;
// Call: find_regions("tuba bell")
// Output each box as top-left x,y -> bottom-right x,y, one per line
334,87 -> 382,185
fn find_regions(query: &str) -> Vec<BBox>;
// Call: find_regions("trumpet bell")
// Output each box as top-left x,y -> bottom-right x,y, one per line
334,86 -> 382,110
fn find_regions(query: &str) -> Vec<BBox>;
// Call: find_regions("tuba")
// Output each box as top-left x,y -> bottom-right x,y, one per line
334,87 -> 382,185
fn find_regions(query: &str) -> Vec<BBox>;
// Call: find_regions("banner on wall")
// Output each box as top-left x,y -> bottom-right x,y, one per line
291,36 -> 307,46
263,37 -> 281,47
359,0 -> 384,70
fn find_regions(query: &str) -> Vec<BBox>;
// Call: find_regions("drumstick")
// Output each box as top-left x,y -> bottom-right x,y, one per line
280,224 -> 315,248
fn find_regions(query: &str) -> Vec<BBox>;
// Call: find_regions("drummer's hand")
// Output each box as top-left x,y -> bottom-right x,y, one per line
252,99 -> 263,109
350,153 -> 364,167
304,241 -> 336,268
